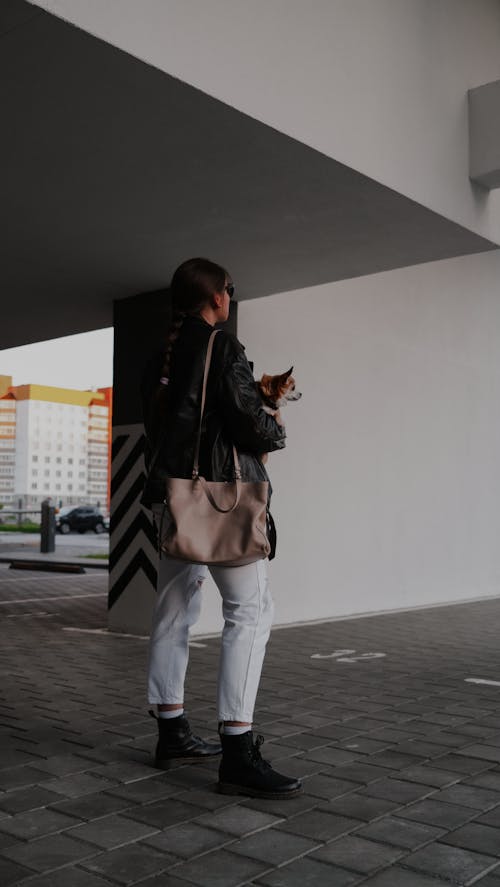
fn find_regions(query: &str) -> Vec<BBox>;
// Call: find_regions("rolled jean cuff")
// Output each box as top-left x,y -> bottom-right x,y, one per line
218,712 -> 255,722
148,696 -> 184,705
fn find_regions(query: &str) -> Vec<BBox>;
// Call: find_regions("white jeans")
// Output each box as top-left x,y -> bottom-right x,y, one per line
147,515 -> 274,721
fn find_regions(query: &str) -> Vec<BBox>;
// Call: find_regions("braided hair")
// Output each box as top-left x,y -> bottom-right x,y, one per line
156,257 -> 229,403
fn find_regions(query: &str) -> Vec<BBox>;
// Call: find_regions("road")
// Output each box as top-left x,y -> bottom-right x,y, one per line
0,531 -> 109,556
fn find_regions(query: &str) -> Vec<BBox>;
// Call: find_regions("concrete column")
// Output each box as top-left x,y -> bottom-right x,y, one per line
108,289 -> 237,634
469,79 -> 500,189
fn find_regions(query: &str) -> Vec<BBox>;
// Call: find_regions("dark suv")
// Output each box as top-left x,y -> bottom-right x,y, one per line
56,506 -> 106,534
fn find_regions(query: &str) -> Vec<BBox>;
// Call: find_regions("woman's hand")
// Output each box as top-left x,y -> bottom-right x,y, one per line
260,453 -> 269,464
274,409 -> 285,426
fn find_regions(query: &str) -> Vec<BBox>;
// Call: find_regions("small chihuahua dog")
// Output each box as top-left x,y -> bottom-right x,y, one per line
257,367 -> 302,415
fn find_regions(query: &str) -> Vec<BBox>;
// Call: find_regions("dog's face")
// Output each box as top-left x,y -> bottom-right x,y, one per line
259,367 -> 302,408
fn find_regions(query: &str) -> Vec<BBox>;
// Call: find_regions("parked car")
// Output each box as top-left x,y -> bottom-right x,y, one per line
56,506 -> 106,534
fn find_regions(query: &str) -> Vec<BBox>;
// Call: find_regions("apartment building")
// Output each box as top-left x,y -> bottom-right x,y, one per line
0,376 -> 111,511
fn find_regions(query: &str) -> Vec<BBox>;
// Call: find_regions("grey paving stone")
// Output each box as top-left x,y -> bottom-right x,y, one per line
89,760 -> 164,783
122,799 -> 204,829
0,832 -> 20,851
326,793 -> 400,821
475,806 -> 500,828
197,805 -> 282,836
302,774 -> 360,800
277,810 -> 362,841
19,869 -> 116,887
459,745 -> 500,764
339,738 -> 392,755
0,857 -> 33,886
402,840 -> 497,882
357,816 -> 445,849
228,827 -> 318,865
398,765 -> 461,787
143,822 -> 232,858
278,733 -> 329,751
131,875 -> 195,887
0,807 -> 77,840
360,868 -> 451,885
169,848 -> 268,886
434,754 -> 495,774
466,771 -> 500,791
242,793 -> 317,819
81,843 -> 175,884
68,812 -> 159,848
31,754 -> 94,777
312,834 -> 404,873
434,783 -> 500,810
0,766 -> 50,791
302,747 -> 360,767
174,787 -> 240,810
40,773 -> 117,798
107,778 -> 181,805
367,751 -> 426,771
49,790 -> 131,821
472,872 -> 500,886
441,822 -> 500,857
397,799 -> 476,829
328,763 -> 396,785
0,832 -> 98,872
256,856 -> 361,886
359,778 -> 435,805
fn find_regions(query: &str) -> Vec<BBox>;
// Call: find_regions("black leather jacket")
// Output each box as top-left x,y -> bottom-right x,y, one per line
140,315 -> 286,516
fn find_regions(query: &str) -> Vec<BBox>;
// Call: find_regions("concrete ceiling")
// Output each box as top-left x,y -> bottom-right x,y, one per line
1,0 -> 497,348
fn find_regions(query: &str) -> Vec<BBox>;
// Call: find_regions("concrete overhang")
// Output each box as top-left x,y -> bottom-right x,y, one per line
2,0 -> 498,349
469,79 -> 500,190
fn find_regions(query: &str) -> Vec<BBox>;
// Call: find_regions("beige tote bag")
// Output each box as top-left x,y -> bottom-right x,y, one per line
159,329 -> 271,566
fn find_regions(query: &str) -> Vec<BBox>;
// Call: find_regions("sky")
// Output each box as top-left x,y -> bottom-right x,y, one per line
0,328 -> 114,391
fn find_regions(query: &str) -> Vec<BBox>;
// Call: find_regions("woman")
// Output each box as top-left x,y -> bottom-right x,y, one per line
141,257 -> 301,798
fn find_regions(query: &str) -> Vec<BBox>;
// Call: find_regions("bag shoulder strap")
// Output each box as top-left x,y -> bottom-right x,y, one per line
192,329 -> 241,482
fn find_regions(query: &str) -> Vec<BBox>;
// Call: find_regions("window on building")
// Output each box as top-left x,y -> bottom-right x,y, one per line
68,471 -> 73,478
68,484 -> 73,491
32,455 -> 38,462
45,457 -> 50,463
56,471 -> 61,477
32,469 -> 38,476
68,458 -> 73,464
31,483 -> 37,489
56,484 -> 61,490
56,457 -> 61,464
44,483 -> 50,490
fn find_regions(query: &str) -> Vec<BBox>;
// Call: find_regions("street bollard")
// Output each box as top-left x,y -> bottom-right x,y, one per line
40,501 -> 56,553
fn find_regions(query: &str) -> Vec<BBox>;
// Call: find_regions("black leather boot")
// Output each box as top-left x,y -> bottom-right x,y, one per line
150,712 -> 221,769
218,731 -> 302,798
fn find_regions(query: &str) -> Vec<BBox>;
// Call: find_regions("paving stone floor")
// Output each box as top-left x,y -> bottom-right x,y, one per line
2,564 -> 500,885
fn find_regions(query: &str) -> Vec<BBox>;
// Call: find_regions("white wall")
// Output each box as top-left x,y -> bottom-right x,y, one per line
31,0 -> 500,243
235,249 -> 500,626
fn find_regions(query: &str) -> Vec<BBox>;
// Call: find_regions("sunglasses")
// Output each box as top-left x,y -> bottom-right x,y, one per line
225,284 -> 235,299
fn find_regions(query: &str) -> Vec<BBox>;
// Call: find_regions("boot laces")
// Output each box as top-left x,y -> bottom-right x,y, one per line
251,734 -> 272,771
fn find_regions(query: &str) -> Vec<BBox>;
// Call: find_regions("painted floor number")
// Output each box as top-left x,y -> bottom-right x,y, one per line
311,649 -> 386,662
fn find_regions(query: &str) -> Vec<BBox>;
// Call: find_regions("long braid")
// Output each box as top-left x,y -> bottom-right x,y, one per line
159,309 -> 186,387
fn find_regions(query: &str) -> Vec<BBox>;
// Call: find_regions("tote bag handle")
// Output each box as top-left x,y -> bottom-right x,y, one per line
192,329 -> 242,514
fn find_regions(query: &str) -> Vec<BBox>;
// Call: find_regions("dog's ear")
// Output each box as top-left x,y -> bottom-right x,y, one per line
283,366 -> 293,379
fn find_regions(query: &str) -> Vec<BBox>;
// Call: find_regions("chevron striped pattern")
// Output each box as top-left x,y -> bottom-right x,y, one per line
108,424 -> 158,610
